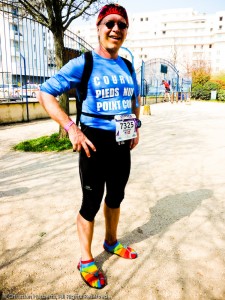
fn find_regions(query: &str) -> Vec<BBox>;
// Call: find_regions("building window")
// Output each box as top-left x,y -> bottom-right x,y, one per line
12,24 -> 18,32
210,28 -> 213,31
194,45 -> 196,48
219,16 -> 223,21
201,45 -> 203,49
219,25 -> 222,30
140,18 -> 143,21
13,40 -> 19,50
12,7 -> 18,16
209,44 -> 212,48
162,31 -> 166,34
146,17 -> 148,21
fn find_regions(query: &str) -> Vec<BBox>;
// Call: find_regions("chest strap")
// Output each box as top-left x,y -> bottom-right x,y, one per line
81,111 -> 115,120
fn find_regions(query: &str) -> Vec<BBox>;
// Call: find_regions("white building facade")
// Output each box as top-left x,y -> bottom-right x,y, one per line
74,8 -> 225,78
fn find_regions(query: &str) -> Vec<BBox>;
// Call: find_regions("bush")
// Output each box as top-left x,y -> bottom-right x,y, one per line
191,81 -> 221,100
191,83 -> 203,99
203,81 -> 221,100
218,89 -> 225,101
204,81 -> 220,91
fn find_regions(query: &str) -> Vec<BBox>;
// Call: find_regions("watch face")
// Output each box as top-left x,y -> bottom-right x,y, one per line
136,119 -> 141,128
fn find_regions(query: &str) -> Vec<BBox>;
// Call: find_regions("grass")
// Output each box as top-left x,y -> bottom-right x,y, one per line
13,133 -> 72,152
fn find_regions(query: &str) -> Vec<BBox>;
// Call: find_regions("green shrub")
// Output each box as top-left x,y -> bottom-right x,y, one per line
202,81 -> 220,100
191,81 -> 221,100
191,83 -> 203,99
218,89 -> 225,101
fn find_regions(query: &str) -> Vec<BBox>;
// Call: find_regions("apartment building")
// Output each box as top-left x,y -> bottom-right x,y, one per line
0,3 -> 92,86
0,4 -> 56,86
74,8 -> 225,78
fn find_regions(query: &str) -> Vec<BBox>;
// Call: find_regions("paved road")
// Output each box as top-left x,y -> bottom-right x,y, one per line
1,101 -> 225,299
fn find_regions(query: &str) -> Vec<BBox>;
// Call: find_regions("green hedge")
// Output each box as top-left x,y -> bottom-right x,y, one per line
218,90 -> 225,101
191,81 -> 224,100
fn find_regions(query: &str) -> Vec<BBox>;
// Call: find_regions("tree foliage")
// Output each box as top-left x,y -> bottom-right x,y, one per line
191,61 -> 225,100
18,0 -> 103,32
192,67 -> 210,85
211,72 -> 225,89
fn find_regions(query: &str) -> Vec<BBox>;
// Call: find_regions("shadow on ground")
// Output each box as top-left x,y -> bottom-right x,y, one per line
95,188 -> 213,266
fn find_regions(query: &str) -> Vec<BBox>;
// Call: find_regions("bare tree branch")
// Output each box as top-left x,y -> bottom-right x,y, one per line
5,0 -> 107,31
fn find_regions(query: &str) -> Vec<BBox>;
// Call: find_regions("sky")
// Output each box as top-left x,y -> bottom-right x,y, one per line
73,0 -> 224,26
117,0 -> 225,14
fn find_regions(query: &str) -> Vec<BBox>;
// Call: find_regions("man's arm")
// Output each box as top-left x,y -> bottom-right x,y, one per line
130,95 -> 141,150
36,91 -> 96,157
132,95 -> 141,119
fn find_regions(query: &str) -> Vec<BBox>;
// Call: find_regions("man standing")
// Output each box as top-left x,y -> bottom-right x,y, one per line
162,79 -> 171,102
37,3 -> 141,289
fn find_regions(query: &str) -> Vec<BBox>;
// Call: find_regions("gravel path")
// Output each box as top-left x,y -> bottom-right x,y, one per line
1,101 -> 225,299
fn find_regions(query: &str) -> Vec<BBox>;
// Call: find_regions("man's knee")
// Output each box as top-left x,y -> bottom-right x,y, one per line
79,194 -> 102,222
79,204 -> 100,222
105,193 -> 124,208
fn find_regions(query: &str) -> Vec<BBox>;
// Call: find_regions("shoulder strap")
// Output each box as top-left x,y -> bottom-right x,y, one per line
79,51 -> 93,101
76,51 -> 93,126
121,57 -> 133,75
121,57 -> 135,100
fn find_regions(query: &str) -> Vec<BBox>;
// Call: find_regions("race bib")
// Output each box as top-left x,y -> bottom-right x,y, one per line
115,114 -> 137,142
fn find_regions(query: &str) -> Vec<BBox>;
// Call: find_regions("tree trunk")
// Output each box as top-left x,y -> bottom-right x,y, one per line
53,30 -> 70,138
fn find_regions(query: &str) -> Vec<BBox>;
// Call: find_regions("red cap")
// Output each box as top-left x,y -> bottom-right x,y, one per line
96,3 -> 129,27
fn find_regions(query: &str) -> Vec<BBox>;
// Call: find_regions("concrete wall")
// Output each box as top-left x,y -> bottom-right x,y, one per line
0,100 -> 77,124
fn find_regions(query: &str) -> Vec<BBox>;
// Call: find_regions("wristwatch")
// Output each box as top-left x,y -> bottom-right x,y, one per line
135,119 -> 142,128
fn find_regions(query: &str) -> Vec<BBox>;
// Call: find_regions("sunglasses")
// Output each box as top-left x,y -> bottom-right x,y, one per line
103,20 -> 128,30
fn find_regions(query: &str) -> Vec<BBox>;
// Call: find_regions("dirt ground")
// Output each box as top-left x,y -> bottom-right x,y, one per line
1,101 -> 225,300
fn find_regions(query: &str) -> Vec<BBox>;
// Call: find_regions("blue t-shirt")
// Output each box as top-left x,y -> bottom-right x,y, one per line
40,51 -> 140,131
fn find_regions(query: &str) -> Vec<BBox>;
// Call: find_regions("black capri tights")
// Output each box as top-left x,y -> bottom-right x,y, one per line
79,126 -> 131,222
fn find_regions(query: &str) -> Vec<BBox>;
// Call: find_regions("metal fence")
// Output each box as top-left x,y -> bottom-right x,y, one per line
0,1 -> 93,99
135,58 -> 192,105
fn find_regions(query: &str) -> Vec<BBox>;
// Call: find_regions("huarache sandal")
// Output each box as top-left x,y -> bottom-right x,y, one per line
103,240 -> 137,259
77,259 -> 106,289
